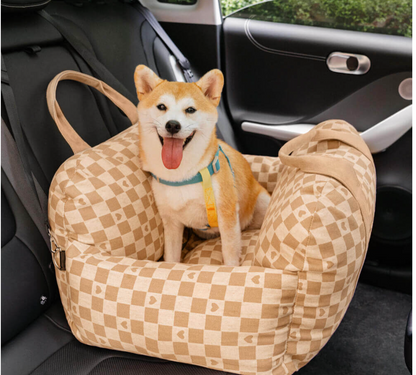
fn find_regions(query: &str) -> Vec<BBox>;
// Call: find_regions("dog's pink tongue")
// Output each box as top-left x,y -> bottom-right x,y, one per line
161,138 -> 183,169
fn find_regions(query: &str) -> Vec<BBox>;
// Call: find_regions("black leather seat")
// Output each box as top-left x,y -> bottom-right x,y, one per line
1,1 -> 233,373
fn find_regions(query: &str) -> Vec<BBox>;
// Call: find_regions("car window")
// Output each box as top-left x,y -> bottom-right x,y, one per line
157,0 -> 197,4
221,0 -> 412,37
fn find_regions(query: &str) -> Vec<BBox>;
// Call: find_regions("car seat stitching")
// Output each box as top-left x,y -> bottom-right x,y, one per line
43,312 -> 73,334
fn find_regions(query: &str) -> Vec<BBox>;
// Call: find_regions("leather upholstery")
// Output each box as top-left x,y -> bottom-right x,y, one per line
1,172 -> 57,346
1,1 -> 236,373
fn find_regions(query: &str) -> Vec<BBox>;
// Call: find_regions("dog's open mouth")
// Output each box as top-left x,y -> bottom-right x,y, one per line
159,131 -> 196,170
158,130 -> 196,150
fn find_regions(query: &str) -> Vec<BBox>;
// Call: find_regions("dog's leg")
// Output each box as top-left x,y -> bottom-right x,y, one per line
217,208 -> 242,266
162,218 -> 184,263
213,153 -> 242,266
247,189 -> 271,230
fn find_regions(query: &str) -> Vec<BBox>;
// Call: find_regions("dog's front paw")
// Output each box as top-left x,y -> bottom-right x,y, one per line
223,254 -> 241,267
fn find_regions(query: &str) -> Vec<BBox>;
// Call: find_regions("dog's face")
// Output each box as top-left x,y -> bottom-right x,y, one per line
134,65 -> 224,175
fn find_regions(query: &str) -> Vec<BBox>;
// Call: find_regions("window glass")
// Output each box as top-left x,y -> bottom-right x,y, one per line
221,0 -> 412,37
157,0 -> 197,5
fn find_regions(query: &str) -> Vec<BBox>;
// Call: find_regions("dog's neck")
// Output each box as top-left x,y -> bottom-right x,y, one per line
139,127 -> 219,183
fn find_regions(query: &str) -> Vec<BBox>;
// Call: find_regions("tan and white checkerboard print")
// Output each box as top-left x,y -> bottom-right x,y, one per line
49,124 -> 164,261
49,120 -> 375,375
243,155 -> 283,195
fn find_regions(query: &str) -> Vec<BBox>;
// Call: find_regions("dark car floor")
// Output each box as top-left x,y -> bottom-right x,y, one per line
299,282 -> 411,375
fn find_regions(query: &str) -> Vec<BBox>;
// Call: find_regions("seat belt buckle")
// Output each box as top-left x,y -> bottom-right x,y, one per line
184,69 -> 194,81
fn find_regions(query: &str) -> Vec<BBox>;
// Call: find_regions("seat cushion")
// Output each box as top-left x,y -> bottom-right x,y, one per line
1,173 -> 58,345
1,300 -> 232,375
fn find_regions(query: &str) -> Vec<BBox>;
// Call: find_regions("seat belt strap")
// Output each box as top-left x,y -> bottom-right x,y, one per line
39,10 -> 138,105
132,2 -> 194,83
1,56 -> 41,204
1,120 -> 50,247
1,56 -> 50,247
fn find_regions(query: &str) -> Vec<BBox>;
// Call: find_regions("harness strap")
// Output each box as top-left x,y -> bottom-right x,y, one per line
151,144 -> 234,229
200,167 -> 219,228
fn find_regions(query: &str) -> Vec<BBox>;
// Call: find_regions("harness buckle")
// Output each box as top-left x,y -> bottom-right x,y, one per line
48,229 -> 66,271
212,155 -> 220,174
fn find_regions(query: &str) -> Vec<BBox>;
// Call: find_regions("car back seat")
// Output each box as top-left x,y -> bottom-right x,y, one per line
1,1 -> 234,373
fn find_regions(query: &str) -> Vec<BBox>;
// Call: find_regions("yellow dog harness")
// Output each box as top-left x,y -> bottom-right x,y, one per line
151,145 -> 234,230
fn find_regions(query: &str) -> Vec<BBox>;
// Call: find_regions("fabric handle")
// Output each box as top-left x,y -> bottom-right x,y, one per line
279,127 -> 374,238
47,70 -> 138,154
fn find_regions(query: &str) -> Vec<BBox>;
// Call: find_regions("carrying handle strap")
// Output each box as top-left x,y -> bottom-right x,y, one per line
279,127 -> 374,239
47,70 -> 138,154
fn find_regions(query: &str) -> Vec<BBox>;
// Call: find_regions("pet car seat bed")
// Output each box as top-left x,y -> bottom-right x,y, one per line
47,71 -> 376,375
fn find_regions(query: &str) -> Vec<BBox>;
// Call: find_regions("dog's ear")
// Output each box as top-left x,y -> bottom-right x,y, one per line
196,69 -> 224,107
134,65 -> 163,101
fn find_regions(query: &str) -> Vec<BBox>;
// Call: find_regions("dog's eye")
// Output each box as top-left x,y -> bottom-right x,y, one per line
185,107 -> 196,114
157,104 -> 167,111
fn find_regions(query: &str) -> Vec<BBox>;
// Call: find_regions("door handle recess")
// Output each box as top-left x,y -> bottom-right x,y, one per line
241,105 -> 412,154
327,52 -> 371,75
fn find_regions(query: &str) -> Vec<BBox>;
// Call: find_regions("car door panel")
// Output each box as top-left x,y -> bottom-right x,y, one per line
223,18 -> 412,131
221,12 -> 412,293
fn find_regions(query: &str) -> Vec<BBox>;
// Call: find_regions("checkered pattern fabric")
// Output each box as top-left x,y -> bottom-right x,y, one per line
49,120 -> 375,375
243,155 -> 283,195
48,124 -> 164,261
253,120 -> 376,373
183,230 -> 260,266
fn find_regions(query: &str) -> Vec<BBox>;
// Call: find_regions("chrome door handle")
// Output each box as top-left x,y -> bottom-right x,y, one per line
241,105 -> 412,154
327,52 -> 371,75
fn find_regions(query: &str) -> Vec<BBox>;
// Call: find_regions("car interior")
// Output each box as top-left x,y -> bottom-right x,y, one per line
1,0 -> 412,374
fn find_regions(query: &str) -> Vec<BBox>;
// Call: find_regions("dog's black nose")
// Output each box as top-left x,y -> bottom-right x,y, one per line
165,120 -> 181,135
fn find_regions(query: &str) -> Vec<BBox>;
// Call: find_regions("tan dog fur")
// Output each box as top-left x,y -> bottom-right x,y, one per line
134,65 -> 270,265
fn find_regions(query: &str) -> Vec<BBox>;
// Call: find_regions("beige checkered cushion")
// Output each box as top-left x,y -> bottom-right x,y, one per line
48,74 -> 375,375
49,124 -> 164,262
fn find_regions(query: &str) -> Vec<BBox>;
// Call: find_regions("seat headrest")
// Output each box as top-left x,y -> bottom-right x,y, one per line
1,0 -> 50,13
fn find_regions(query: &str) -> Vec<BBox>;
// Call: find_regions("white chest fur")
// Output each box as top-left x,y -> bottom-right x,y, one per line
151,179 -> 212,230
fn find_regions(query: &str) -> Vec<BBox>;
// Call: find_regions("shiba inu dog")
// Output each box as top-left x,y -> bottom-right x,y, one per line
134,65 -> 270,266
